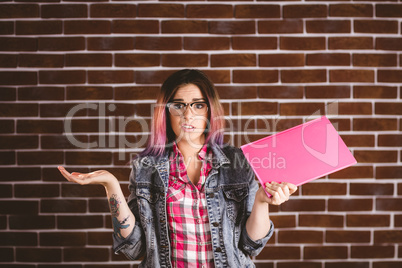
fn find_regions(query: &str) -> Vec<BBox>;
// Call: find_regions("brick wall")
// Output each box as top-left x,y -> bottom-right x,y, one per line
0,0 -> 401,267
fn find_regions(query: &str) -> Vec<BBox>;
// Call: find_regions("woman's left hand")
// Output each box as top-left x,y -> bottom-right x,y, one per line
256,181 -> 298,205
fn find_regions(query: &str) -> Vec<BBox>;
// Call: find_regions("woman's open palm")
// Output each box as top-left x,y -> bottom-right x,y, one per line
58,166 -> 117,187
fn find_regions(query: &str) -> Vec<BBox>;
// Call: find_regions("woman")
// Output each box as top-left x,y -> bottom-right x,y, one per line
58,69 -> 297,267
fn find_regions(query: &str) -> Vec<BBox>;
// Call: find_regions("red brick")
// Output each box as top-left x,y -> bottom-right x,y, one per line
280,102 -> 325,116
351,246 -> 394,259
304,246 -> 347,259
16,21 -> 62,35
65,151 -> 112,165
0,120 -> 14,133
354,150 -> 397,163
233,70 -> 278,83
284,5 -> 327,18
280,199 -> 326,212
376,4 -> 402,17
326,230 -> 370,243
217,86 -> 257,99
232,102 -> 277,116
18,87 -> 64,100
209,21 -> 255,34
330,70 -> 374,82
136,37 -> 181,50
39,37 -> 85,51
354,118 -> 397,131
375,230 -> 402,244
305,85 -> 350,99
280,37 -> 325,50
355,20 -> 398,34
139,3 -> 184,17
302,183 -> 347,196
0,200 -> 38,215
307,20 -> 350,33
307,53 -> 350,66
57,215 -> 103,229
282,70 -> 326,83
329,37 -> 373,49
373,262 -> 402,268
278,230 -> 323,244
67,86 -> 113,100
10,215 -> 55,229
259,86 -> 303,99
16,248 -> 61,262
64,248 -> 109,262
235,5 -> 280,18
0,248 -> 13,262
62,184 -> 106,198
378,70 -> 402,83
260,54 -> 304,67
328,198 -> 373,211
114,86 -> 159,100
89,199 -> 109,213
211,54 -> 256,67
232,37 -> 277,50
375,102 -> 402,115
0,184 -> 12,197
0,232 -> 37,246
90,4 -> 136,18
354,85 -> 397,99
0,167 -> 41,182
66,53 -> 112,67
378,134 -> 402,147
0,4 -> 39,18
259,20 -> 303,34
377,198 -> 402,211
338,102 -> 372,115
162,20 -> 207,34
41,4 -> 87,18
15,184 -> 59,198
329,4 -> 373,17
0,54 -> 17,67
87,37 -> 135,51
162,54 -> 208,67
256,246 -> 300,260
65,20 -> 111,34
0,103 -> 38,117
377,166 -> 402,179
18,151 -> 63,165
269,215 -> 296,228
0,71 -> 37,85
341,134 -> 374,147
41,199 -> 86,213
112,20 -> 159,34
0,21 -> 13,34
41,135 -> 88,150
17,120 -> 64,134
376,38 -> 402,51
353,53 -> 397,67
20,54 -> 64,68
184,37 -> 229,50
88,232 -> 111,245
396,215 -> 402,227
187,4 -> 232,18
40,232 -> 86,247
347,214 -> 390,227
350,183 -> 394,196
88,70 -> 134,84
39,70 -> 85,84
0,37 -> 37,51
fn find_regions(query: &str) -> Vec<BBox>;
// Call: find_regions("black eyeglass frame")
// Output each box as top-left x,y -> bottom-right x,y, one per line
166,101 -> 209,116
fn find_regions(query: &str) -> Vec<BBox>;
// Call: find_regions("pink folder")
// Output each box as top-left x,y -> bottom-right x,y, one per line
240,116 -> 357,196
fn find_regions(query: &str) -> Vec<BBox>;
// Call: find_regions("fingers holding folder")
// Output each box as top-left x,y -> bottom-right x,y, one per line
264,182 -> 297,206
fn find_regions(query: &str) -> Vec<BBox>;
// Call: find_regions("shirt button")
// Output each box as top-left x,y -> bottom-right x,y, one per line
215,247 -> 222,253
212,222 -> 219,227
208,193 -> 215,198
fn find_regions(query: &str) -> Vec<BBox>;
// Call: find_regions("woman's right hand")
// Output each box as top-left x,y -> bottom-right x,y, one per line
58,166 -> 118,187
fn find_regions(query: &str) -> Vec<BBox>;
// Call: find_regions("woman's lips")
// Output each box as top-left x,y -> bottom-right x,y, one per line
182,124 -> 195,132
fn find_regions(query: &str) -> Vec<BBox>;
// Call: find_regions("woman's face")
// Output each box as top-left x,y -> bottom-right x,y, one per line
168,84 -> 208,147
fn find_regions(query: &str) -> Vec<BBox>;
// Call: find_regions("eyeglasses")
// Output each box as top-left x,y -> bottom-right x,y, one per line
167,102 -> 209,116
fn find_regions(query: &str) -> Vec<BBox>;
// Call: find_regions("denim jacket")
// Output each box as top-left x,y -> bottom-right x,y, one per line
113,144 -> 274,267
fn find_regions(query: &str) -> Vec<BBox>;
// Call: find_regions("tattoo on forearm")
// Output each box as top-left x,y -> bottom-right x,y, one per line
109,194 -> 130,239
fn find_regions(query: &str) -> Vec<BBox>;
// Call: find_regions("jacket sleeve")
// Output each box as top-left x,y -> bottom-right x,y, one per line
112,163 -> 146,260
239,151 -> 274,256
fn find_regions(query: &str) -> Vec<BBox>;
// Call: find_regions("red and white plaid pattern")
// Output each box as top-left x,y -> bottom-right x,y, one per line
167,143 -> 215,267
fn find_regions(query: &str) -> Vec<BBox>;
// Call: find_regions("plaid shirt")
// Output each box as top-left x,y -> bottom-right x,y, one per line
167,142 -> 215,267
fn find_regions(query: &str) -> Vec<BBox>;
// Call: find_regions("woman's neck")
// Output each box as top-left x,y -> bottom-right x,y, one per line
176,137 -> 205,158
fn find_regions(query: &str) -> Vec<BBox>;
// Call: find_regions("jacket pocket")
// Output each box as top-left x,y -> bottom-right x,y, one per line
222,184 -> 249,224
136,186 -> 161,223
